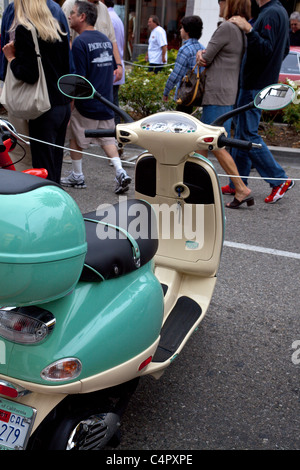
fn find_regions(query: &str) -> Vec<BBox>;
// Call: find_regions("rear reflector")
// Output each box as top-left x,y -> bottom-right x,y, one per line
138,356 -> 152,371
0,384 -> 18,398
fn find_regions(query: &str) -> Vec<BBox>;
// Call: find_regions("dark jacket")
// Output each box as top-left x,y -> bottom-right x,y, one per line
241,0 -> 290,90
0,0 -> 73,81
289,29 -> 300,46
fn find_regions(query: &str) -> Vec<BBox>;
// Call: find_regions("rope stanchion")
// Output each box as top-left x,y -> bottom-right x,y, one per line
19,133 -> 300,182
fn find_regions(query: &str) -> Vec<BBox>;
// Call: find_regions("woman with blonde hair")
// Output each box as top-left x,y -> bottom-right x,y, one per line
196,0 -> 253,208
3,0 -> 71,183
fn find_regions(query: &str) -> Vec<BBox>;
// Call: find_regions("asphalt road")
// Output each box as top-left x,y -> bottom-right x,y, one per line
62,145 -> 300,451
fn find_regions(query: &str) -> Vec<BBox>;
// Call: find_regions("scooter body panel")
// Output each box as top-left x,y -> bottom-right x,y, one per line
0,262 -> 164,385
135,151 -> 224,278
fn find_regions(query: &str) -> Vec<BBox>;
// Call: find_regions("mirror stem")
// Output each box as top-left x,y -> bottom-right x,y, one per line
211,101 -> 255,127
93,91 -> 134,123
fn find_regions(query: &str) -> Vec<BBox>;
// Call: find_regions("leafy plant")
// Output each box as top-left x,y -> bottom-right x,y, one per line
282,79 -> 300,131
119,51 -> 178,119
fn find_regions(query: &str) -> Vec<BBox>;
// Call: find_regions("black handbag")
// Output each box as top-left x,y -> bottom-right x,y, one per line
176,65 -> 206,107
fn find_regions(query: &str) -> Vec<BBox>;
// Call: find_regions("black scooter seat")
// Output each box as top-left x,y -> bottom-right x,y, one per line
81,199 -> 158,281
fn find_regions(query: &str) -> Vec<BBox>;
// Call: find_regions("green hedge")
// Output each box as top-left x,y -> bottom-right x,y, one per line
119,50 -> 178,119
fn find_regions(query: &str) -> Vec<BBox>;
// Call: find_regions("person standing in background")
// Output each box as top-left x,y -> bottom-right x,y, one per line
62,0 -> 123,82
196,0 -> 253,209
145,15 -> 168,73
60,1 -> 131,193
0,0 -> 71,172
223,0 -> 294,205
2,0 -> 71,183
163,15 -> 205,115
289,11 -> 300,46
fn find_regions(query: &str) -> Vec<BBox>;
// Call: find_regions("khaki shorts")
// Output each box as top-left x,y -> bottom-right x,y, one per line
69,107 -> 115,149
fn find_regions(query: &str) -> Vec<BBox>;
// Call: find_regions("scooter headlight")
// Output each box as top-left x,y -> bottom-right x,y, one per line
41,358 -> 82,382
0,307 -> 55,344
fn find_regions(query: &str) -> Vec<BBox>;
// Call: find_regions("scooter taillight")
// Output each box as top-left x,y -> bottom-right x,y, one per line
0,307 -> 55,344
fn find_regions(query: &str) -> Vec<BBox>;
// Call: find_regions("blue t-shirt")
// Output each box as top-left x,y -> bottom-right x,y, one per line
72,30 -> 115,120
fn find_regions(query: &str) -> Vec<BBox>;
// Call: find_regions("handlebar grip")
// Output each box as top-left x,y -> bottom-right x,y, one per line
84,129 -> 116,138
218,134 -> 253,151
0,139 -> 6,153
0,128 -> 12,152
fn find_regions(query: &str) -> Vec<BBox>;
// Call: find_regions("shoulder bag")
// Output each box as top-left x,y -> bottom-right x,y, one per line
1,26 -> 51,120
176,65 -> 206,107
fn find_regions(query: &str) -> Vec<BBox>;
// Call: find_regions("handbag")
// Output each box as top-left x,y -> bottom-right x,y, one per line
1,26 -> 51,120
176,65 -> 206,107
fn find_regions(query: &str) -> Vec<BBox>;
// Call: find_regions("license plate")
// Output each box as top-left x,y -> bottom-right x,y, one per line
0,397 -> 36,450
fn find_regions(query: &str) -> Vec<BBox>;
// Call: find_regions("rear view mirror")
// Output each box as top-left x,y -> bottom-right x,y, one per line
58,74 -> 95,99
254,84 -> 295,110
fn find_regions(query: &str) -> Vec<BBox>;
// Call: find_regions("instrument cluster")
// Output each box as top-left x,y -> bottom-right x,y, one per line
141,114 -> 197,134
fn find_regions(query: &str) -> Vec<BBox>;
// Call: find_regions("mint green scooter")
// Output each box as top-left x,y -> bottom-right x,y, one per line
0,77 -> 294,450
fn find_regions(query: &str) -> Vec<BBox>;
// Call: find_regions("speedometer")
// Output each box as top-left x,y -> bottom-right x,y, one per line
151,122 -> 168,132
170,122 -> 188,133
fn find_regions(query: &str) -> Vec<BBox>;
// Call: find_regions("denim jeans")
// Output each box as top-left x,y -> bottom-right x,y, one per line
230,88 -> 287,189
201,104 -> 233,136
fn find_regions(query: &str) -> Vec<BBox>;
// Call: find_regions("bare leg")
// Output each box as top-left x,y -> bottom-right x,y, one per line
69,137 -> 83,175
102,143 -> 119,160
201,148 -> 251,202
70,137 -> 82,161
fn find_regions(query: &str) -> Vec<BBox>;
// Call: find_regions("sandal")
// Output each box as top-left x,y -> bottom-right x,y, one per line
226,196 -> 254,209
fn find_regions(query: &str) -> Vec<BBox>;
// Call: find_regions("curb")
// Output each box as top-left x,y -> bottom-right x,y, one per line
268,146 -> 300,164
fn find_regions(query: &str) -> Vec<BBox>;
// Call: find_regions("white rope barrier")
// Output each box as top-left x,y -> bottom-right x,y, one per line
19,133 -> 300,182
124,60 -> 175,68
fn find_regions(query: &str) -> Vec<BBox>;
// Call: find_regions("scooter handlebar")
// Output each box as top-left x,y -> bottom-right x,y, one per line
218,134 -> 262,151
85,129 -> 116,138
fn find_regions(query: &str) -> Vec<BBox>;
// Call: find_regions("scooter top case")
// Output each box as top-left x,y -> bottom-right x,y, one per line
0,170 -> 87,306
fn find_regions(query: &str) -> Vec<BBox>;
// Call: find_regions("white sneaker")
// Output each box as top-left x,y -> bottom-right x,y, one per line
114,169 -> 131,194
60,171 -> 86,188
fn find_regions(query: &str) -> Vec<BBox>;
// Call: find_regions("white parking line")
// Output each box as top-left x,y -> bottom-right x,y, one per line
224,241 -> 300,260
